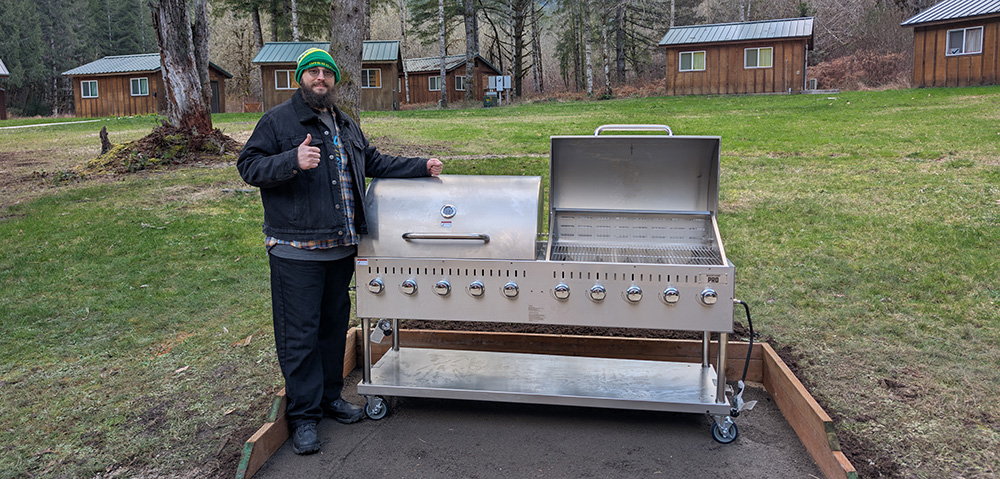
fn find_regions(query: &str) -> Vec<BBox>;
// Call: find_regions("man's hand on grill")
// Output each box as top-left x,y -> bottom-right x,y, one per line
298,134 -> 321,171
427,158 -> 443,176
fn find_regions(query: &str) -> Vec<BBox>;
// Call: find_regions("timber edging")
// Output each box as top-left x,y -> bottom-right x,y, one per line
236,327 -> 856,479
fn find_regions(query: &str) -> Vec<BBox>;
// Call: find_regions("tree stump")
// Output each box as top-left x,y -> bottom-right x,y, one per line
100,126 -> 113,155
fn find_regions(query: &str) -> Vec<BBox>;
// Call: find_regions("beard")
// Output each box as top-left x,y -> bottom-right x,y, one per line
300,82 -> 337,111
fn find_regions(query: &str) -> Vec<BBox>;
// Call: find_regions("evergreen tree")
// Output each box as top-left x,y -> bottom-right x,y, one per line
0,0 -> 47,115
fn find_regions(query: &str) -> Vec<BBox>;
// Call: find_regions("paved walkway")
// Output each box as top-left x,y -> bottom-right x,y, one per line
255,370 -> 822,478
0,119 -> 101,129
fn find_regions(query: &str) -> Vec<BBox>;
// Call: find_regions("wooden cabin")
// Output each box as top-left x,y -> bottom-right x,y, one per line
62,54 -> 230,118
902,0 -> 1000,87
0,58 -> 8,120
62,54 -> 231,118
658,17 -> 814,95
400,54 -> 501,105
253,41 -> 403,112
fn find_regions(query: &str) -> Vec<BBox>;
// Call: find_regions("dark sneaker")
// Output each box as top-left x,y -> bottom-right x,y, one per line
291,422 -> 320,455
323,398 -> 365,424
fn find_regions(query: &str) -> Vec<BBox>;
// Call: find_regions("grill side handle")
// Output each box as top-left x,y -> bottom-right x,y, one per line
402,232 -> 491,243
593,124 -> 673,136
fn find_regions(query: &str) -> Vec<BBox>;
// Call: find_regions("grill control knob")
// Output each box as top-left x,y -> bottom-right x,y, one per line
554,283 -> 570,300
503,281 -> 519,299
400,279 -> 417,295
367,278 -> 384,295
700,288 -> 718,306
434,280 -> 451,296
663,287 -> 680,304
467,281 -> 485,298
626,286 -> 643,303
589,284 -> 607,302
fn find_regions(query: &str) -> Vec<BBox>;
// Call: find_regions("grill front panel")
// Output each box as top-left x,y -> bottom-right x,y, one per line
355,257 -> 734,332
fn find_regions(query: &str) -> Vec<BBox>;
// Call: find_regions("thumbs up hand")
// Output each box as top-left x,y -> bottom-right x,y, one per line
297,134 -> 321,170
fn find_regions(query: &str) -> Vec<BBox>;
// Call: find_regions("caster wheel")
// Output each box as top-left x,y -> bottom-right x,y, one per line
711,421 -> 738,444
365,397 -> 388,420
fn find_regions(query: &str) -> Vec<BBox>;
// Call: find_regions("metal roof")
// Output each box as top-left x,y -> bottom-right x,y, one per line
901,0 -> 1000,26
658,17 -> 814,46
62,53 -> 232,77
402,54 -> 501,74
0,58 -> 8,77
252,41 -> 401,64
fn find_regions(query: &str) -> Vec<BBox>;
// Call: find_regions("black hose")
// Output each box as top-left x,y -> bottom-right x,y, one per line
735,299 -> 754,383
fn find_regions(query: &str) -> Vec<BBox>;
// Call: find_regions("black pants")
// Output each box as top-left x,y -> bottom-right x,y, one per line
269,254 -> 354,428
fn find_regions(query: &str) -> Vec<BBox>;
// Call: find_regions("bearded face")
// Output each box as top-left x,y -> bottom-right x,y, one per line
299,68 -> 337,110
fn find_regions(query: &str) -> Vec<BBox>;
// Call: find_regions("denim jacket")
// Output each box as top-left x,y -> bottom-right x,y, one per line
237,90 -> 428,241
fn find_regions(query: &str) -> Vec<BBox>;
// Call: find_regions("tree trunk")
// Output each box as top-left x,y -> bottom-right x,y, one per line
738,0 -> 745,22
330,0 -> 364,122
583,0 -> 593,96
290,0 -> 300,41
150,0 -> 213,135
530,1 -> 543,93
511,0 -> 526,97
438,0 -> 447,108
365,0 -> 371,40
602,11 -> 611,97
252,6 -> 264,52
670,0 -> 675,28
615,4 -> 624,82
464,0 -> 476,101
399,0 -> 411,103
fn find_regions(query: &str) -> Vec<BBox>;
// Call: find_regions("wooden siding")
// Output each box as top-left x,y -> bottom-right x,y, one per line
261,61 -> 401,112
911,17 -> 1000,87
361,61 -> 401,111
71,69 -> 227,118
662,38 -> 809,96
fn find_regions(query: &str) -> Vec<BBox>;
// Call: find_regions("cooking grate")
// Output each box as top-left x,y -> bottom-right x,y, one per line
549,243 -> 723,265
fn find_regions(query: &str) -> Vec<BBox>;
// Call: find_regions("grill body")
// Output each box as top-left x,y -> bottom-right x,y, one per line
356,126 -> 743,436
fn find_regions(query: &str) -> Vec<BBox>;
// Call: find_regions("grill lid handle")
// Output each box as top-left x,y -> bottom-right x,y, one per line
402,232 -> 491,243
593,124 -> 673,136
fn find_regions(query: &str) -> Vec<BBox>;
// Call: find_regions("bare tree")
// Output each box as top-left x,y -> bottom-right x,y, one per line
330,0 -> 365,121
438,0 -> 448,108
150,0 -> 212,134
398,0 -> 411,103
464,0 -> 476,101
583,0 -> 593,95
530,0 -> 544,93
290,0 -> 300,40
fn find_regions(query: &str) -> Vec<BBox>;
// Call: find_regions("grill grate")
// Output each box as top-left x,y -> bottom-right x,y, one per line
550,243 -> 723,265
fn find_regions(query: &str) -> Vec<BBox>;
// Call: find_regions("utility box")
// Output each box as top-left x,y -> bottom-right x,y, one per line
483,91 -> 498,108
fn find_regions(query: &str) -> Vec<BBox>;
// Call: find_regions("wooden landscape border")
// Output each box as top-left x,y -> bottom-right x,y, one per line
236,328 -> 856,479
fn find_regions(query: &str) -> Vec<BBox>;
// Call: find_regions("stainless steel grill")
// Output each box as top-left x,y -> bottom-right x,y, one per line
355,124 -> 747,443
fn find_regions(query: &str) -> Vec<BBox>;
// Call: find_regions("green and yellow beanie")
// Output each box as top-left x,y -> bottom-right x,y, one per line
295,48 -> 341,84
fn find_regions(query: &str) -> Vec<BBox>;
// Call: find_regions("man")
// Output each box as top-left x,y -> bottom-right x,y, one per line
237,48 -> 443,455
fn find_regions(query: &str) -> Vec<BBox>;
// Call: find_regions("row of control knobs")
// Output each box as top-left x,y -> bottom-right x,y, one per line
367,278 -> 719,306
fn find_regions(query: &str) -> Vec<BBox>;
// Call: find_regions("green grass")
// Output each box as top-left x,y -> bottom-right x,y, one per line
2,87 -> 1000,477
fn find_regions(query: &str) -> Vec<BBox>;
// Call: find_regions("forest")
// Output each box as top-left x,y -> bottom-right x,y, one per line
0,0 -> 936,116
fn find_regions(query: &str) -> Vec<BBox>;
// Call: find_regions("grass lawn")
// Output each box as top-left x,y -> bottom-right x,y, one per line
1,87 -> 999,478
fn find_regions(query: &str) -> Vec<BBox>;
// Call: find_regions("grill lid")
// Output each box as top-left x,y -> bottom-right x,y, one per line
549,133 -> 721,214
358,175 -> 543,260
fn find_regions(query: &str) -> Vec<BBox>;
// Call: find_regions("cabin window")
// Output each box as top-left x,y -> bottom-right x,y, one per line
947,26 -> 983,55
455,75 -> 466,91
429,76 -> 441,91
362,68 -> 381,88
679,51 -> 705,72
81,80 -> 98,98
745,47 -> 773,68
130,77 -> 149,96
275,70 -> 297,90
